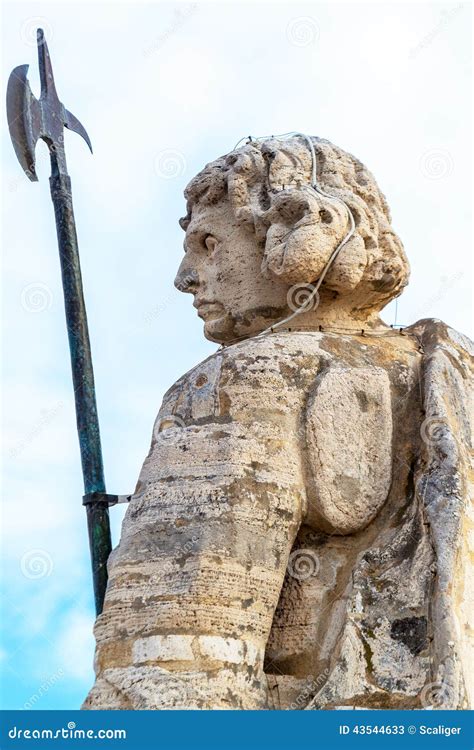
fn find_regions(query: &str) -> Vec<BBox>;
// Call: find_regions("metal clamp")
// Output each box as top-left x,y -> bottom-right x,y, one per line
82,492 -> 131,507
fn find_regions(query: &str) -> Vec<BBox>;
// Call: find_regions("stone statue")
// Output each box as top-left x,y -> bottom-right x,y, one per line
84,136 -> 472,710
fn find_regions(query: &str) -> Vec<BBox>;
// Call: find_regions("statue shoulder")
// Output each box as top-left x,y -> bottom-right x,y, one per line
407,318 -> 473,366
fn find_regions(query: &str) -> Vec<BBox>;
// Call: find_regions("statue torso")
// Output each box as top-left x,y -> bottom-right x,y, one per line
92,330 -> 423,709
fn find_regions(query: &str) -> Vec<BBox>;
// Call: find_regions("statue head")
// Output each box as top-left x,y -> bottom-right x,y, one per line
175,135 -> 409,344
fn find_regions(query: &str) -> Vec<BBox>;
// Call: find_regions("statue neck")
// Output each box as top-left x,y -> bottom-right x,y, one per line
217,302 -> 389,348
282,302 -> 386,332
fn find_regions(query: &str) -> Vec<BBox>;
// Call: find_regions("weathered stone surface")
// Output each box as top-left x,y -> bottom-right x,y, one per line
84,136 -> 472,710
305,366 -> 393,534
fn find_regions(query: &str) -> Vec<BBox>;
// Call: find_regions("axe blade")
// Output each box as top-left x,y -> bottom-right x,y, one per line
36,28 -> 93,154
7,30 -> 93,181
6,64 -> 41,181
64,108 -> 93,154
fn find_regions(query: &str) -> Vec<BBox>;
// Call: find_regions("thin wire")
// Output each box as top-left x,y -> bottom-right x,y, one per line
233,131 -> 300,150
231,131 -> 356,337
218,325 -> 424,352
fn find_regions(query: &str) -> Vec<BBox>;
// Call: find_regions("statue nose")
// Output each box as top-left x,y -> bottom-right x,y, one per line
175,268 -> 199,293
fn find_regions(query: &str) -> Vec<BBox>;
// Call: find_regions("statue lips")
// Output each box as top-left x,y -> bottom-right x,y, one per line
193,299 -> 225,321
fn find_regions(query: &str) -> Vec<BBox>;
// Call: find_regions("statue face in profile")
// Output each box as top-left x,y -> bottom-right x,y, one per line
174,196 -> 287,343
175,136 -> 410,342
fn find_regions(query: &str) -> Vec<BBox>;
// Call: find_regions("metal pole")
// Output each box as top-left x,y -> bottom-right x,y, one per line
50,155 -> 112,615
6,29 -> 123,615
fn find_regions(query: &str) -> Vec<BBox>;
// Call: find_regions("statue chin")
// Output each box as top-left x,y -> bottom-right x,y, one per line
202,312 -> 237,344
202,309 -> 281,344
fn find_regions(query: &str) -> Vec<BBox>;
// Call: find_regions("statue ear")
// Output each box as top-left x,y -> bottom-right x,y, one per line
323,233 -> 368,292
261,189 -> 352,286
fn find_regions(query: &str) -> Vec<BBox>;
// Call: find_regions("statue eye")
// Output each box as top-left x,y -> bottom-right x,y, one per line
204,235 -> 218,253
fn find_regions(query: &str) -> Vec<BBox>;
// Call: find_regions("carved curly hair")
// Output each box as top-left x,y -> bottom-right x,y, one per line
180,136 -> 409,313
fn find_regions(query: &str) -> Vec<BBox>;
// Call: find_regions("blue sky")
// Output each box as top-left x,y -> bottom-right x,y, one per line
1,0 -> 471,710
